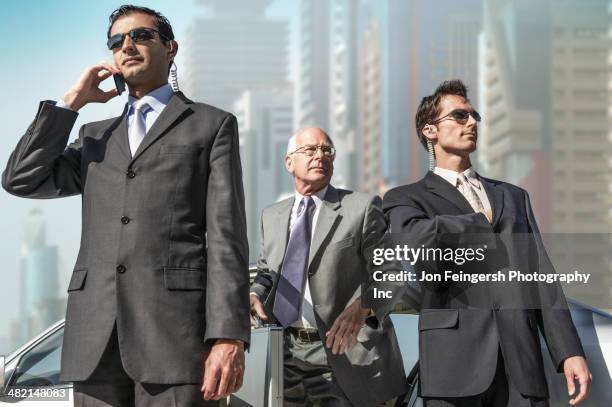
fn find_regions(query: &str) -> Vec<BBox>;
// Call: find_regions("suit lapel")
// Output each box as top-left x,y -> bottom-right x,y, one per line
308,185 -> 341,268
130,92 -> 193,163
425,171 -> 474,214
480,176 -> 504,226
113,105 -> 131,160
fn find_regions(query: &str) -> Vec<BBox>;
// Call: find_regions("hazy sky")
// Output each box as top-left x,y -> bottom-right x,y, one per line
0,0 -> 297,352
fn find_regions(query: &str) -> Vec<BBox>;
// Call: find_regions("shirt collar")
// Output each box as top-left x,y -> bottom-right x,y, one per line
293,185 -> 328,212
434,166 -> 480,189
127,83 -> 174,115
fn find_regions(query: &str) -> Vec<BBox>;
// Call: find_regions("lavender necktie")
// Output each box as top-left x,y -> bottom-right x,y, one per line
128,100 -> 150,157
273,196 -> 315,327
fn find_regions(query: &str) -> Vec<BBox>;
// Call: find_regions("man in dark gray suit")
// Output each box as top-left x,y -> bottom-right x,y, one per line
249,127 -> 406,406
2,5 -> 249,406
382,80 -> 591,406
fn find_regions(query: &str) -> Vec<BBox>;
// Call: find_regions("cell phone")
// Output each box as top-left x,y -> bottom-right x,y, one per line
113,74 -> 126,95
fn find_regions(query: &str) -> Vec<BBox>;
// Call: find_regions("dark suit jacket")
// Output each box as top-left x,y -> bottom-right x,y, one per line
2,93 -> 250,384
383,171 -> 585,398
251,186 -> 406,407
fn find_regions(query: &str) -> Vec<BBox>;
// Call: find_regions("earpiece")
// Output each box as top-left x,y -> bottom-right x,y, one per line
424,125 -> 436,135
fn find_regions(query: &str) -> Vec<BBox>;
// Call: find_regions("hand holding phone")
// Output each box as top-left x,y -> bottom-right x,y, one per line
113,74 -> 126,95
62,62 -> 121,111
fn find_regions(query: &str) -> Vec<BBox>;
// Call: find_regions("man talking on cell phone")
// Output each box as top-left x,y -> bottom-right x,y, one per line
2,5 -> 250,407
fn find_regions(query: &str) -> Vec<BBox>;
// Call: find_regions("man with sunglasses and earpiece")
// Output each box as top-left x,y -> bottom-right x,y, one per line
249,127 -> 406,406
3,5 -> 249,407
381,80 -> 591,406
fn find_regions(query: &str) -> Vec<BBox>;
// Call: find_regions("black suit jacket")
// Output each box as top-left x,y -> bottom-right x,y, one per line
383,171 -> 585,398
2,93 -> 250,383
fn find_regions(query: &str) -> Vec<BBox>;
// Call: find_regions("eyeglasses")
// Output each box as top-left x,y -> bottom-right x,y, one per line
290,145 -> 336,157
432,109 -> 481,125
107,27 -> 167,50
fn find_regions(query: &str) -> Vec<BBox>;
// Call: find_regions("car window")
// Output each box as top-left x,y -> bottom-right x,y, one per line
9,329 -> 63,387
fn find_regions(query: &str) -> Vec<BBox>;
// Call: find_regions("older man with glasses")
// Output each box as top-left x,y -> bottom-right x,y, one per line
249,127 -> 406,406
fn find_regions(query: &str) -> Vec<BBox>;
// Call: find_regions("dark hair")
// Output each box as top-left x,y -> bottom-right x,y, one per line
107,5 -> 175,43
415,79 -> 469,149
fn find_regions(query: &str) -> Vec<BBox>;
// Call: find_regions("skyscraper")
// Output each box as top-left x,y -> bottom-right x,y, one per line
479,0 -> 611,307
234,85 -> 294,260
329,0 -> 360,188
357,0 -> 482,190
182,0 -> 288,111
359,19 -> 382,193
294,0 -> 330,132
15,208 -> 64,346
479,0 -> 610,233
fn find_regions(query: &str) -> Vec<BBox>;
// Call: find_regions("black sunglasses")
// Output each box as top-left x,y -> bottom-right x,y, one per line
107,27 -> 167,50
432,109 -> 481,125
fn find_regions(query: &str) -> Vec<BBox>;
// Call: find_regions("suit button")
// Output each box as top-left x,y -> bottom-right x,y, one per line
116,265 -> 126,274
126,170 -> 136,178
121,216 -> 130,224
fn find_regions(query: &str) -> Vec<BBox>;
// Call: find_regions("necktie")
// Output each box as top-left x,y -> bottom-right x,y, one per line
457,173 -> 490,221
273,197 -> 315,327
128,100 -> 150,157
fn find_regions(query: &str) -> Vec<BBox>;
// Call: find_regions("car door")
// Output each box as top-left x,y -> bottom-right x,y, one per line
1,323 -> 72,406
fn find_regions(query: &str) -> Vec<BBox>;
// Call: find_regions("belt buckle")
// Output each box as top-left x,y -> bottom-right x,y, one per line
298,329 -> 310,342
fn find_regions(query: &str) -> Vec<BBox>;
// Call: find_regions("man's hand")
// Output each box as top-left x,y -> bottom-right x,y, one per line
250,293 -> 268,327
62,62 -> 121,111
325,298 -> 370,355
201,339 -> 245,400
564,355 -> 592,405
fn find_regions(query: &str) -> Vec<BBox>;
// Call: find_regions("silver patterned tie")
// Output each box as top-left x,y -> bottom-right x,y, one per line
457,173 -> 489,221
128,100 -> 150,157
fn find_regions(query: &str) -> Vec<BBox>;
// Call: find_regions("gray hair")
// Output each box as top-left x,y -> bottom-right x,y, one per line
286,127 -> 334,155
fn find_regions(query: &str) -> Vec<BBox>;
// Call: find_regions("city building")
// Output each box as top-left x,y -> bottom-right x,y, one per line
479,0 -> 610,233
14,208 -> 64,347
234,85 -> 294,260
182,0 -> 288,111
479,0 -> 612,307
294,0 -> 330,132
357,0 -> 482,190
359,20 -> 382,193
328,0 -> 360,188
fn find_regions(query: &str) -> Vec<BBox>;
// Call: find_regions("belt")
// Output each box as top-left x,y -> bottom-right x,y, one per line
286,327 -> 321,343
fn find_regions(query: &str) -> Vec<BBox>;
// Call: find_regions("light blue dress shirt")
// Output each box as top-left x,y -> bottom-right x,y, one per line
56,83 -> 174,137
125,83 -> 174,134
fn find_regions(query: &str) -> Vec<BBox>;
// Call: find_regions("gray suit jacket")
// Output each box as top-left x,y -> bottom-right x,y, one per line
251,185 -> 406,406
2,93 -> 251,384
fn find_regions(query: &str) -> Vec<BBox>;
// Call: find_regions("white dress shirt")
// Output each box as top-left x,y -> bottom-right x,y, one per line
433,166 -> 492,214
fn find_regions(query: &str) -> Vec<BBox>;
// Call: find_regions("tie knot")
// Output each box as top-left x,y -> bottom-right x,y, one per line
132,100 -> 150,115
458,173 -> 469,186
298,196 -> 314,216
